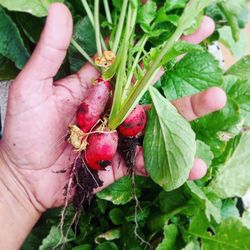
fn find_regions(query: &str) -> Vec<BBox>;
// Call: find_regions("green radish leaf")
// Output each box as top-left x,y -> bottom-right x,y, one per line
144,87 -> 196,191
158,187 -> 189,214
137,0 -> 157,31
0,7 -> 29,69
109,208 -> 126,225
72,245 -> 92,250
223,75 -> 250,125
162,51 -> 223,100
148,41 -> 204,67
39,226 -> 74,250
210,133 -> 250,198
242,211 -> 250,229
0,0 -> 64,17
218,26 -> 248,60
221,199 -> 240,220
226,56 -> 250,80
95,229 -> 120,244
156,224 -> 178,250
96,242 -> 119,250
186,182 -> 221,223
202,218 -> 250,250
164,0 -> 188,13
196,140 -> 214,166
97,176 -> 141,205
182,241 -> 200,250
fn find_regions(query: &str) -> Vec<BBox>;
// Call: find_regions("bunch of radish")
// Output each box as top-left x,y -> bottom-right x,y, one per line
68,78 -> 147,172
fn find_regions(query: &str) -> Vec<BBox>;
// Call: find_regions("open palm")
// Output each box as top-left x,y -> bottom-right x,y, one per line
0,4 -> 226,211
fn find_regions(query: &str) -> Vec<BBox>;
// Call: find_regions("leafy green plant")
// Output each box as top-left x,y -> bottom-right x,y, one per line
0,0 -> 250,249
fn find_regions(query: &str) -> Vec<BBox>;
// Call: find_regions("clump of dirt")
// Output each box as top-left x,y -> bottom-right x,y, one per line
70,157 -> 103,211
117,135 -> 140,174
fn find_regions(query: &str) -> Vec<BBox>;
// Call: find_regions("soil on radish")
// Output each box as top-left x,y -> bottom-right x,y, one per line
68,157 -> 103,211
117,135 -> 140,174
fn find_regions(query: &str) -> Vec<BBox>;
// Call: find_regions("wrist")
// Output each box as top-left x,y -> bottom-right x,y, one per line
0,152 -> 42,249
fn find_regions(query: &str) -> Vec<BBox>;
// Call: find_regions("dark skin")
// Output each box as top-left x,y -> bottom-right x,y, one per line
0,3 -> 227,249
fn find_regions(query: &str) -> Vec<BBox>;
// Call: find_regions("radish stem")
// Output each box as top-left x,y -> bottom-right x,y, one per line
81,0 -> 107,51
94,0 -> 102,57
71,38 -> 96,68
103,0 -> 112,24
112,0 -> 129,54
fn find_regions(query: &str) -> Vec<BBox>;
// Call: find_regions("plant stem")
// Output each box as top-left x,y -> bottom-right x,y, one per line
109,4 -> 133,121
94,0 -> 102,57
81,0 -> 94,24
109,0 -> 213,129
71,39 -> 96,68
122,35 -> 148,100
103,0 -> 112,24
112,0 -> 129,54
81,0 -> 107,51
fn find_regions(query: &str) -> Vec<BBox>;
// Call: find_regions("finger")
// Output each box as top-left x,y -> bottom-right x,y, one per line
95,149 -> 208,192
172,87 -> 227,121
17,3 -> 73,84
54,63 -> 100,103
182,16 -> 215,44
188,159 -> 207,180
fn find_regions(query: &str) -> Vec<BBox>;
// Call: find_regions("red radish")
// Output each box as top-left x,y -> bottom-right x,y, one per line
76,78 -> 112,132
118,105 -> 146,137
84,130 -> 118,171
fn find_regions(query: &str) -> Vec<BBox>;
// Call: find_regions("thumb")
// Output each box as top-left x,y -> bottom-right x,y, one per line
16,3 -> 73,84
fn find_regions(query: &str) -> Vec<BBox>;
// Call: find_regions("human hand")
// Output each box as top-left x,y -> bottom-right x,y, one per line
0,4 -> 226,213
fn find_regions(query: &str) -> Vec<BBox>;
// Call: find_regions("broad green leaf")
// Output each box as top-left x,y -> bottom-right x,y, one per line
14,12 -> 44,43
137,0 -> 157,30
109,208 -> 126,225
188,209 -> 210,235
158,187 -> 189,214
72,245 -> 92,250
164,0 -> 188,13
221,199 -> 239,220
156,224 -> 178,250
196,140 -> 214,166
96,242 -> 119,250
210,133 -> 250,198
144,87 -> 196,191
0,7 -> 29,69
242,211 -> 250,229
226,56 -> 250,80
69,17 -> 96,73
0,0 -> 64,17
0,55 -> 18,80
162,51 -> 223,100
182,241 -> 199,250
125,206 -> 150,224
189,215 -> 250,249
218,26 -> 248,60
223,75 -> 250,125
95,229 -> 120,244
186,182 -> 221,223
39,226 -> 74,250
97,176 -> 139,205
192,97 -> 241,158
202,218 -> 250,250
